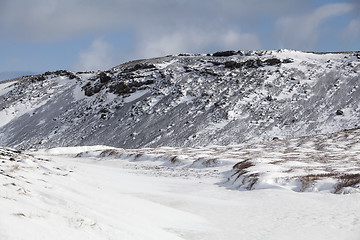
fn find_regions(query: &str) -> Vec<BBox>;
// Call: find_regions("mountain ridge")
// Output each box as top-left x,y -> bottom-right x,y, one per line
0,49 -> 359,149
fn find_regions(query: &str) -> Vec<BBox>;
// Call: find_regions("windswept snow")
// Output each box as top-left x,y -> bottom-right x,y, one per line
49,128 -> 360,194
1,129 -> 360,240
155,59 -> 178,69
123,89 -> 150,103
0,81 -> 16,96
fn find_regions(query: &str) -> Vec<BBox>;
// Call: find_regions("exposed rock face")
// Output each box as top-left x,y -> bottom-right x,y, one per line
0,49 -> 359,149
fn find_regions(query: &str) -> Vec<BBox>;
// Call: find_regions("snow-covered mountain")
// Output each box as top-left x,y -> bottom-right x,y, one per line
0,49 -> 359,149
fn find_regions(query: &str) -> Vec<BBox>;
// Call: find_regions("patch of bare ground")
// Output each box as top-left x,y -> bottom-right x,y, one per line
335,174 -> 360,193
228,160 -> 259,190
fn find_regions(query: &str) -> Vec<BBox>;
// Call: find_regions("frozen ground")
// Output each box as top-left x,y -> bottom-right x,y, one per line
1,129 -> 360,239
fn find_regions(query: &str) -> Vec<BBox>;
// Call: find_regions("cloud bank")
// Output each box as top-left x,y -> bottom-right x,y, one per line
0,0 -> 358,71
74,38 -> 115,71
275,3 -> 353,50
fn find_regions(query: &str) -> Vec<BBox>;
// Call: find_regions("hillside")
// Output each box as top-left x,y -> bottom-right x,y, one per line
0,49 -> 359,149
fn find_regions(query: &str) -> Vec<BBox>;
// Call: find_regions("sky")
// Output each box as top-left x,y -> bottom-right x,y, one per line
0,0 -> 359,75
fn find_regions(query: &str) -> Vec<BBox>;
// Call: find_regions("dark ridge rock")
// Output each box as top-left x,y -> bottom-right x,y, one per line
109,82 -> 131,95
34,75 -> 46,82
224,61 -> 236,68
124,63 -> 156,73
243,59 -> 262,68
99,72 -> 112,84
224,61 -> 243,68
213,51 -> 237,57
82,82 -> 102,97
266,95 -> 273,101
336,110 -> 344,116
264,58 -> 282,66
210,61 -> 222,66
108,79 -> 153,96
43,70 -> 80,80
282,58 -> 294,63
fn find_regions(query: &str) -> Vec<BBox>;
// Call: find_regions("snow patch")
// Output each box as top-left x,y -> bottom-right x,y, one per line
0,81 -> 16,96
123,90 -> 149,103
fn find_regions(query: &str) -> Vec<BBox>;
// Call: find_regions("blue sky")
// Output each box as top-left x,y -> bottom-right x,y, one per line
0,0 -> 359,74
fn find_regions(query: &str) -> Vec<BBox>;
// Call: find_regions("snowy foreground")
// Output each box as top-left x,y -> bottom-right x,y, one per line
1,131 -> 360,239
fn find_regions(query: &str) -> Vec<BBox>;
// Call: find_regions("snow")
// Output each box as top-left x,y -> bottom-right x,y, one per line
1,143 -> 360,240
123,89 -> 149,103
0,76 -> 79,128
72,84 -> 86,101
73,73 -> 96,101
156,59 -> 178,69
176,94 -> 196,104
0,99 -> 50,128
0,81 -> 16,96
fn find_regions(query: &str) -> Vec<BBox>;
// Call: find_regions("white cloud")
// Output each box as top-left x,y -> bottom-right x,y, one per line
0,0 -> 119,41
135,29 -> 261,59
3,0 -> 356,71
220,30 -> 262,50
275,3 -> 353,50
0,0 -> 306,42
74,38 -> 115,71
343,18 -> 360,43
1,0 -> 270,65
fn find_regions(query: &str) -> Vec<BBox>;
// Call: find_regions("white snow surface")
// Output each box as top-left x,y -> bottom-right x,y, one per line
1,128 -> 360,239
0,81 -> 16,96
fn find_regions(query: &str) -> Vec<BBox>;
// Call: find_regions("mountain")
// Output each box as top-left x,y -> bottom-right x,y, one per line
0,49 -> 359,149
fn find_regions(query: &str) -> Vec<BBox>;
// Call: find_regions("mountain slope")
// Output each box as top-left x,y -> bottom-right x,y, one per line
0,50 -> 359,149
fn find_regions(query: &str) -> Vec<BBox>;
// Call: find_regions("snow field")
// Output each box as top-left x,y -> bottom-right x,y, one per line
1,139 -> 360,239
1,145 -> 359,239
62,128 -> 360,194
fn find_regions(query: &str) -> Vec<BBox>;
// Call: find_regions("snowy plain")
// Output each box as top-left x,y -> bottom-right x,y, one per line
1,131 -> 360,240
